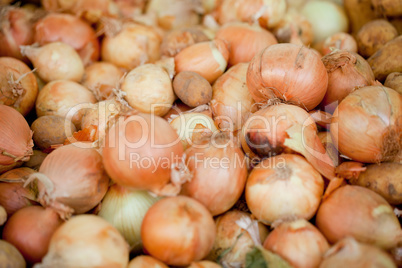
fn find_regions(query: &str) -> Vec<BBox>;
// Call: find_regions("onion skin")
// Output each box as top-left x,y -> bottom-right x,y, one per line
0,240 -> 26,268
316,185 -> 402,249
263,219 -> 329,268
2,206 -> 63,264
141,196 -> 216,266
247,44 -> 328,110
246,154 -> 324,224
127,255 -> 168,268
330,86 -> 402,163
0,105 -> 33,173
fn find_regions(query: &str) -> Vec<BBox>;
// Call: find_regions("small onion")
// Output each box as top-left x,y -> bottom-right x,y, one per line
98,184 -> 161,252
247,44 -> 328,110
321,32 -> 358,55
0,105 -> 33,174
35,215 -> 129,268
21,42 -> 85,83
330,86 -> 402,163
141,196 -> 216,266
0,240 -> 26,268
316,185 -> 402,249
128,255 -> 168,268
263,219 -> 330,268
272,10 -> 313,46
319,50 -> 376,114
320,237 -> 397,268
246,154 -> 324,224
2,206 -> 63,264
0,57 -> 38,116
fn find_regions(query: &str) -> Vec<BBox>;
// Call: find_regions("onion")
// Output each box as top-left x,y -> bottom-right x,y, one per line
27,144 -> 109,219
321,32 -> 358,55
215,22 -> 278,66
120,63 -> 175,116
207,210 -> 269,266
35,80 -> 96,128
189,261 -> 222,268
0,57 -> 38,116
34,13 -> 100,66
141,196 -> 216,266
316,185 -> 402,249
247,44 -> 328,110
128,255 -> 168,268
0,167 -> 37,216
35,215 -> 129,268
0,104 -> 33,174
181,134 -> 247,216
330,86 -> 402,163
320,237 -> 397,268
2,206 -> 63,264
101,21 -> 162,70
319,50 -> 376,114
0,6 -> 35,62
263,219 -> 329,268
0,240 -> 26,268
82,62 -> 124,100
301,0 -> 349,43
245,154 -> 324,224
211,63 -> 255,132
272,10 -> 313,46
98,184 -> 161,252
102,112 -> 187,196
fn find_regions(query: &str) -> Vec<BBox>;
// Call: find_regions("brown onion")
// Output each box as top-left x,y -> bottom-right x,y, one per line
272,10 -> 313,46
246,154 -> 324,224
330,86 -> 401,163
0,57 -> 38,116
321,32 -> 358,55
247,44 -> 328,110
2,206 -> 63,264
128,255 -> 168,268
0,104 -> 33,174
141,196 -> 216,266
34,13 -> 100,66
316,185 -> 402,249
319,50 -> 376,114
0,240 -> 26,268
263,219 -> 329,268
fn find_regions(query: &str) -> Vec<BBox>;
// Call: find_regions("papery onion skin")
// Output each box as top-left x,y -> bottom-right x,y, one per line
330,86 -> 402,163
319,50 -> 376,114
34,13 -> 100,66
263,219 -> 329,268
247,44 -> 328,110
0,105 -> 33,173
246,154 -> 324,224
316,185 -> 402,249
128,255 -> 168,268
2,206 -> 63,264
35,215 -> 129,268
0,240 -> 26,268
141,196 -> 216,266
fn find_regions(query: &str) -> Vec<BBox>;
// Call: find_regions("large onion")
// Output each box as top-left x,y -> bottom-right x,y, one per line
247,44 -> 328,110
330,86 -> 402,163
316,185 -> 402,249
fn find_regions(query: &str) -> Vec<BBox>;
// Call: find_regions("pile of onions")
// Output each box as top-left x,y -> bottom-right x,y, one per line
120,63 -> 175,116
0,167 -> 37,215
272,10 -> 313,46
98,184 -> 161,252
180,134 -> 248,216
330,86 -> 402,163
0,57 -> 38,116
211,63 -> 255,132
263,219 -> 329,268
35,80 -> 96,128
207,210 -> 269,266
319,50 -> 376,114
0,6 -> 35,61
320,237 -> 397,268
141,196 -> 216,266
0,104 -> 33,174
215,22 -> 278,66
35,215 -> 129,268
27,144 -> 109,219
102,112 -> 187,196
0,240 -> 26,268
316,185 -> 402,249
246,44 -> 328,110
101,21 -> 162,70
128,255 -> 168,268
245,154 -> 324,224
2,206 -> 63,264
34,13 -> 100,66
321,32 -> 358,55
